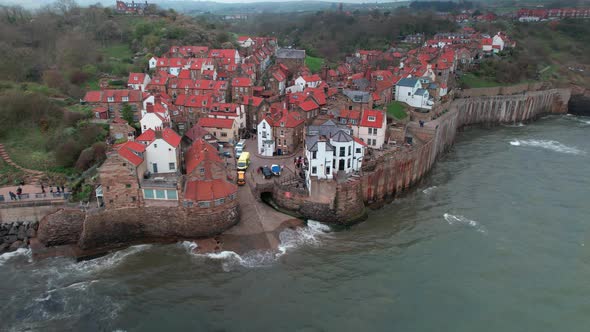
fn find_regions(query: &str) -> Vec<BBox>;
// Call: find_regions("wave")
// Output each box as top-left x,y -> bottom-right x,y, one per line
75,244 -> 152,274
422,186 -> 438,194
503,122 -> 525,127
178,241 -> 198,253
443,213 -> 487,234
193,220 -> 331,271
509,139 -> 585,155
0,248 -> 32,265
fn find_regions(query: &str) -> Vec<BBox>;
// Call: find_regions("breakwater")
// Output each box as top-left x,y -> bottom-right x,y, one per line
274,88 -> 571,223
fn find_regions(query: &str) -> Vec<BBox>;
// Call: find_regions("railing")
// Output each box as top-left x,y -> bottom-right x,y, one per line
0,192 -> 70,202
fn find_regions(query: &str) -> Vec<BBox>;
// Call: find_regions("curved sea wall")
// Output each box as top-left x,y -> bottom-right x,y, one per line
37,201 -> 239,253
272,88 -> 570,224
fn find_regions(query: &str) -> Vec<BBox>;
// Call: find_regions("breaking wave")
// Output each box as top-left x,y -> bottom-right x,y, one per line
193,220 -> 331,271
443,213 -> 487,234
0,248 -> 32,265
178,241 -> 198,253
509,139 -> 585,155
422,186 -> 438,194
74,244 -> 153,274
503,122 -> 525,127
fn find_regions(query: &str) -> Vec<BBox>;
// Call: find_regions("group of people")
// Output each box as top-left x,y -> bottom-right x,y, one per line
294,156 -> 306,169
8,186 -> 23,200
42,184 -> 66,194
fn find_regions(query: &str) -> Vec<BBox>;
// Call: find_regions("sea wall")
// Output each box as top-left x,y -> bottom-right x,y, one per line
37,201 -> 239,253
360,88 -> 570,206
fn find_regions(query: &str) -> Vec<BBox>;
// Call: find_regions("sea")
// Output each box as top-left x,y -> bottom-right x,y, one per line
1,114 -> 589,332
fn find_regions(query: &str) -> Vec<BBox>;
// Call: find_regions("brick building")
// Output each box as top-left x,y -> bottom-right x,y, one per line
275,48 -> 306,73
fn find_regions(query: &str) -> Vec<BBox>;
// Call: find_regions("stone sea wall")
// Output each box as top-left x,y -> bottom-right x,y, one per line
272,88 -> 570,223
36,201 -> 239,253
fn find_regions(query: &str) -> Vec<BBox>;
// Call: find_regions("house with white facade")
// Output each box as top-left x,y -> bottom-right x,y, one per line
304,120 -> 365,191
294,74 -> 322,91
149,57 -> 158,70
257,118 -> 275,157
395,78 -> 433,109
208,103 -> 246,135
140,112 -> 169,133
237,36 -> 254,48
351,109 -> 387,149
136,128 -> 182,174
128,73 -> 151,92
492,33 -> 505,53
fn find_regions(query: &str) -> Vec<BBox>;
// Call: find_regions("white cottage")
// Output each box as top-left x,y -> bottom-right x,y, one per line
136,128 -> 181,174
257,118 -> 275,157
394,77 -> 433,109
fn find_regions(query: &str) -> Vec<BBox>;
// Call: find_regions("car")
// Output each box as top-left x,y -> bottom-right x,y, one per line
219,151 -> 231,158
261,166 -> 272,179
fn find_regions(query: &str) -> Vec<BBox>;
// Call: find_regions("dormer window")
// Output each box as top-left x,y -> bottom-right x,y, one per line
368,116 -> 376,122
107,97 -> 114,102
280,122 -> 285,127
122,96 -> 129,102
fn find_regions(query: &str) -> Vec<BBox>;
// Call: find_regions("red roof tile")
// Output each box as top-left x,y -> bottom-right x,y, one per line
118,144 -> 143,167
198,117 -> 235,129
184,179 -> 237,202
360,109 -> 385,129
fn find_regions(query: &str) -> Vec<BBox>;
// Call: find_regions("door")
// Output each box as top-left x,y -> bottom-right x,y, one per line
339,159 -> 345,171
153,163 -> 158,173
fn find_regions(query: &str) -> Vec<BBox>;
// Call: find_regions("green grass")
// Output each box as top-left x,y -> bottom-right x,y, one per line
0,159 -> 25,186
460,73 -> 506,88
386,101 -> 408,120
305,56 -> 324,73
3,127 -> 57,171
101,43 -> 133,60
0,81 -> 62,97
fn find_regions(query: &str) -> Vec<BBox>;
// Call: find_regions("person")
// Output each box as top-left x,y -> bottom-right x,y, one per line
9,191 -> 16,200
41,184 -> 45,194
61,185 -> 65,193
56,186 -> 61,194
16,187 -> 22,200
294,157 -> 297,165
49,187 -> 53,193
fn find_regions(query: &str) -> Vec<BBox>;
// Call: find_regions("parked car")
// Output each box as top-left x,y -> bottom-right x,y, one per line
261,166 -> 272,179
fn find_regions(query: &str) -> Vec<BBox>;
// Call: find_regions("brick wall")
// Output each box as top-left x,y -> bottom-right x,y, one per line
99,153 -> 143,209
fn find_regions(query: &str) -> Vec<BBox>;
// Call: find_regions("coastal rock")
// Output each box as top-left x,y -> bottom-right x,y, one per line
17,226 -> 26,240
9,240 -> 23,251
26,227 -> 36,238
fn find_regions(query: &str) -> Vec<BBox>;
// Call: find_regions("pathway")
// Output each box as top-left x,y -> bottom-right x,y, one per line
0,143 -> 44,182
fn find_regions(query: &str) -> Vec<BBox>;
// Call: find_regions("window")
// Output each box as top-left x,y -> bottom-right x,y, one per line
280,130 -> 284,137
167,190 -> 177,200
326,166 -> 331,174
107,97 -> 114,102
312,151 -> 317,159
368,116 -> 376,122
125,184 -> 131,188
311,166 -> 317,175
215,198 -> 225,206
143,189 -> 154,199
221,132 -> 228,137
143,125 -> 146,130
200,167 -> 205,174
408,92 -> 411,96
198,201 -> 210,208
373,129 -> 378,136
155,190 -> 166,199
348,146 -> 351,156
169,162 -> 175,170
339,147 -> 345,157
262,122 -> 266,129
347,158 -> 351,168
154,144 -> 158,148
122,96 -> 129,102
122,163 -> 127,167
356,148 -> 361,153
348,106 -> 353,110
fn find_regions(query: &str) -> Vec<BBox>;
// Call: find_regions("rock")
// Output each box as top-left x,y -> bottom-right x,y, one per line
26,228 -> 36,238
0,242 -> 9,253
8,225 -> 18,235
9,240 -> 23,251
3,235 -> 17,244
17,226 -> 26,240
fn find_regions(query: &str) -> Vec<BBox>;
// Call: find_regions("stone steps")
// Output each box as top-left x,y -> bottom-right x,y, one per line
0,143 -> 46,182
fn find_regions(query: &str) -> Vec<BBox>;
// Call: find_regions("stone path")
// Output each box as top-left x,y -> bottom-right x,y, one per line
0,144 -> 44,182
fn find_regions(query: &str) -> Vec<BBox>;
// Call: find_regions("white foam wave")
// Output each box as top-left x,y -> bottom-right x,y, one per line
193,220 -> 331,271
178,241 -> 198,253
504,122 -> 525,127
75,244 -> 152,273
443,213 -> 487,234
509,139 -> 585,155
422,186 -> 438,194
0,248 -> 32,265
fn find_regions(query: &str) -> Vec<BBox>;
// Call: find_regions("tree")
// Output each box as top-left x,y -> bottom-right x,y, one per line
121,103 -> 134,125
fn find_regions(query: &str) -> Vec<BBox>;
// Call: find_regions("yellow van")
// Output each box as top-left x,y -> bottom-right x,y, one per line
237,152 -> 250,170
237,171 -> 246,186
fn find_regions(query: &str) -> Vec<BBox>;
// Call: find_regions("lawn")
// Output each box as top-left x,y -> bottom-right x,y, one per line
3,127 -> 57,171
386,101 -> 408,120
0,81 -> 62,97
459,73 -> 506,88
305,56 -> 324,73
101,43 -> 133,60
0,158 -> 24,186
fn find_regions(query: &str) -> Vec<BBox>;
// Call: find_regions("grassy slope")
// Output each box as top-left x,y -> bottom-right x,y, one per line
305,56 -> 324,73
386,101 -> 408,119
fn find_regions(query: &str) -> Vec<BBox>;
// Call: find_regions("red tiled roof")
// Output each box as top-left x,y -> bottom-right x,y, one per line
184,138 -> 222,174
198,117 -> 235,129
241,95 -> 263,107
353,136 -> 367,147
184,179 -> 237,202
82,89 -> 145,103
118,143 -> 143,167
162,128 -> 181,147
128,73 -> 147,85
298,99 -> 319,112
360,109 -> 385,129
301,74 -> 321,82
124,141 -> 146,153
339,109 -> 361,120
232,77 -> 252,87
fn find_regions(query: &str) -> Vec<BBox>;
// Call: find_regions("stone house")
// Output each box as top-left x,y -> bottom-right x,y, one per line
197,117 -> 238,144
127,73 -> 151,92
239,95 -> 269,133
98,141 -> 147,209
231,77 -> 253,101
82,89 -> 147,121
275,48 -> 306,73
256,109 -> 305,156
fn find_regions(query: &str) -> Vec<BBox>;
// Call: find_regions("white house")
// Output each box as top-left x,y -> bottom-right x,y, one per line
305,120 -> 365,192
237,36 -> 254,48
140,112 -> 168,133
149,57 -> 158,70
395,78 -> 433,110
257,118 -> 275,156
208,103 -> 246,133
352,109 -> 387,149
128,73 -> 151,92
492,33 -> 505,53
136,128 -> 181,174
295,75 -> 322,91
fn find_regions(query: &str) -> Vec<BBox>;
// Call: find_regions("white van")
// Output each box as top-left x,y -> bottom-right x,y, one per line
235,139 -> 246,158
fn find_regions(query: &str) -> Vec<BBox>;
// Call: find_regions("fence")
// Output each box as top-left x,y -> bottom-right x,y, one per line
0,192 -> 70,203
